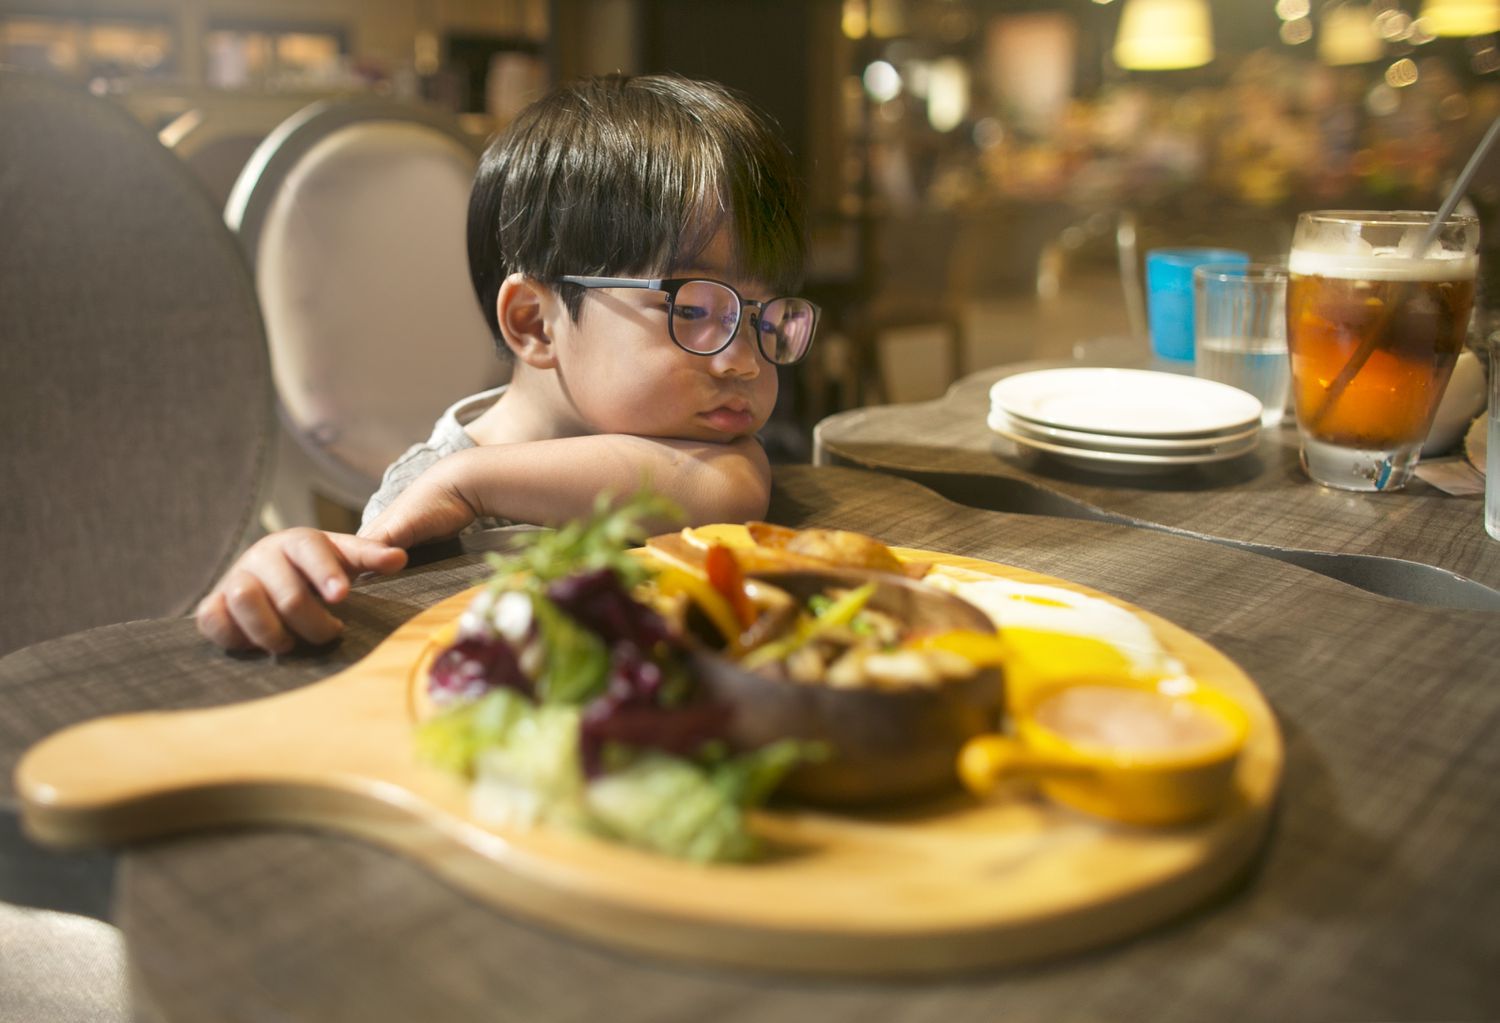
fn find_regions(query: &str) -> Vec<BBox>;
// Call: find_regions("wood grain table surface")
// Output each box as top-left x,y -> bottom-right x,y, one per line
2,466 -> 1498,1023
815,362 -> 1500,610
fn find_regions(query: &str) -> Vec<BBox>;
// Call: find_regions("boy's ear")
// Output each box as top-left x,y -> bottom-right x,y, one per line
496,273 -> 559,369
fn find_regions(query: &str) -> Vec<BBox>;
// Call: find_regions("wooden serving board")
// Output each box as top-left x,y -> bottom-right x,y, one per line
15,540 -> 1282,977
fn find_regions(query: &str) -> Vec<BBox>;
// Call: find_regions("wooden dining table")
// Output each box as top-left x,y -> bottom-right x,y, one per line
2,464 -> 1498,1023
816,361 -> 1500,611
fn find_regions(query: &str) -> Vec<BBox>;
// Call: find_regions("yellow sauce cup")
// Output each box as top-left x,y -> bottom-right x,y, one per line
958,675 -> 1249,827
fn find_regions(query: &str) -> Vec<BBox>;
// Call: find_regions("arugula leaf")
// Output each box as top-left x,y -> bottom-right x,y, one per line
483,488 -> 683,593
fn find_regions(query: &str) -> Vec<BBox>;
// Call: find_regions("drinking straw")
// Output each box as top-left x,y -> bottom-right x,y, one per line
1308,115 -> 1500,431
1419,115 -> 1500,256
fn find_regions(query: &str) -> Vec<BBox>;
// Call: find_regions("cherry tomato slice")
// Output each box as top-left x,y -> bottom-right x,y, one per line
705,544 -> 756,630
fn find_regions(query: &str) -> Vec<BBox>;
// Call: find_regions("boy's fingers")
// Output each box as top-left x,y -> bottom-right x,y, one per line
325,533 -> 408,585
279,532 -> 361,604
355,512 -> 411,551
297,534 -> 408,604
219,571 -> 296,654
196,530 -> 409,653
194,591 -> 252,651
253,550 -> 346,648
278,531 -> 405,600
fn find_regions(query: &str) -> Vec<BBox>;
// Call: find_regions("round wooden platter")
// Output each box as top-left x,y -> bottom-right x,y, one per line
15,532 -> 1282,978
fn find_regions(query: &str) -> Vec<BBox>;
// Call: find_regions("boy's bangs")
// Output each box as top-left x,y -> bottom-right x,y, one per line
606,128 -> 803,295
633,166 -> 726,279
657,178 -> 803,295
564,76 -> 804,291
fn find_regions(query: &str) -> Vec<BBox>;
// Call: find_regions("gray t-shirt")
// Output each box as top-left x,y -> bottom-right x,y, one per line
360,385 -> 511,531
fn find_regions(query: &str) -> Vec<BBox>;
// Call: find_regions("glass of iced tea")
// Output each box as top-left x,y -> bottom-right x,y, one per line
1286,211 -> 1479,491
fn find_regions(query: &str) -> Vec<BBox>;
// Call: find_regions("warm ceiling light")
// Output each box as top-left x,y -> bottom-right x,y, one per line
1112,0 -> 1214,70
926,58 -> 968,132
1320,3 -> 1384,64
1419,0 -> 1500,36
841,0 -> 869,39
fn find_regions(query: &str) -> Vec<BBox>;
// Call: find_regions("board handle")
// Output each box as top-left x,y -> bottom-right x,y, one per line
14,671 -> 415,849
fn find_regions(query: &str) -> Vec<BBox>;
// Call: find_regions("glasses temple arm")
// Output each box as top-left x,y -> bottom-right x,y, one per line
556,275 -> 666,290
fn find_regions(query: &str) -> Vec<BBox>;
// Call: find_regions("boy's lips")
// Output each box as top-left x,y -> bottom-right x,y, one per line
700,402 -> 756,434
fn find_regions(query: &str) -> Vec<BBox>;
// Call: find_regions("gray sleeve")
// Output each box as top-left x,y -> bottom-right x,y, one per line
360,386 -> 515,534
360,443 -> 449,530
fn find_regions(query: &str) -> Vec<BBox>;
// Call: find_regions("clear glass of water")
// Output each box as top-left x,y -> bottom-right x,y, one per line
1193,263 -> 1290,427
1487,335 -> 1499,540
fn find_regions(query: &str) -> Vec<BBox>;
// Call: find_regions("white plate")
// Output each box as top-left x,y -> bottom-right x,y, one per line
990,369 -> 1263,438
991,409 -> 1261,454
988,415 -> 1259,474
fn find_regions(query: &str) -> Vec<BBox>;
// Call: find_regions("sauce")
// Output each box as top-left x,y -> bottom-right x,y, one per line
1032,685 -> 1233,757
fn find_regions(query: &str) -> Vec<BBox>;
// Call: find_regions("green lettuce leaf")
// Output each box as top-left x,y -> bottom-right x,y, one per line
529,593 -> 609,705
584,753 -> 761,863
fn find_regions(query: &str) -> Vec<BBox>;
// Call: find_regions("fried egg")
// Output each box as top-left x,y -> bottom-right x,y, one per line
925,569 -> 1183,688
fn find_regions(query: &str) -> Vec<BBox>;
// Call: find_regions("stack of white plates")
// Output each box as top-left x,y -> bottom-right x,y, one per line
988,368 -> 1263,474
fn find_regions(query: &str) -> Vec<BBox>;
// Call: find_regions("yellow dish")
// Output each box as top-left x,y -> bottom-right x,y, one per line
960,675 -> 1249,827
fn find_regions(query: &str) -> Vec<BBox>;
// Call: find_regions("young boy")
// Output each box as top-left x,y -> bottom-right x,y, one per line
196,73 -> 818,653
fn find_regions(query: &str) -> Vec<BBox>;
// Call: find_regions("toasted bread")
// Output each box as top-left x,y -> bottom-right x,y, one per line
643,524 -> 928,579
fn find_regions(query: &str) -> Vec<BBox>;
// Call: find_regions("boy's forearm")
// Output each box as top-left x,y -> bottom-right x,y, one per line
434,433 -> 771,529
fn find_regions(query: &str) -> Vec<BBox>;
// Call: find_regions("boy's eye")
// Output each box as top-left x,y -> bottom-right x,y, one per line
672,303 -> 711,322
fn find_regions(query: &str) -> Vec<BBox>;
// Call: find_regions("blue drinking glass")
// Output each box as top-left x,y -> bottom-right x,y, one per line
1145,248 -> 1249,361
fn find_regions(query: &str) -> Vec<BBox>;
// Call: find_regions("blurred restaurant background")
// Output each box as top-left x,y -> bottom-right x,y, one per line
5,7 -> 1499,1020
3,0 -> 1498,480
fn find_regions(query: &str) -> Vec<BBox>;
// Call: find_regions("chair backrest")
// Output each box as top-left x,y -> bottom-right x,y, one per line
225,100 -> 506,511
158,95 -> 321,211
0,70 -> 274,656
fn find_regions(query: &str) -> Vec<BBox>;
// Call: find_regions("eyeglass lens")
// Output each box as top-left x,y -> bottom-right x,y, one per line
669,280 -> 814,365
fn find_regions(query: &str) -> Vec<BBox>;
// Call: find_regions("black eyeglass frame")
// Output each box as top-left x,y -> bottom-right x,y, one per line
556,275 -> 820,366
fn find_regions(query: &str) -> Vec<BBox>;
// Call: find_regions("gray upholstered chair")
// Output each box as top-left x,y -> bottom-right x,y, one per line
0,70 -> 274,658
225,99 -> 506,530
0,67 -> 277,1023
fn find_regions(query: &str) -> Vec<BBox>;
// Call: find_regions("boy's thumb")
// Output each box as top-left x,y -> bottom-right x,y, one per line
332,533 -> 408,574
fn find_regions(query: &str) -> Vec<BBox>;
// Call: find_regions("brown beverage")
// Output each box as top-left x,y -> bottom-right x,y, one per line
1287,211 -> 1479,491
1286,266 -> 1474,449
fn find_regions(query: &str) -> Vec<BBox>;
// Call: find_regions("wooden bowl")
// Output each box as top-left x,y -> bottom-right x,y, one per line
691,569 -> 1005,807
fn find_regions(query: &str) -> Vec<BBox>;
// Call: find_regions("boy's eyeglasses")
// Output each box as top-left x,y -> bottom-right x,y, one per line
557,275 -> 819,366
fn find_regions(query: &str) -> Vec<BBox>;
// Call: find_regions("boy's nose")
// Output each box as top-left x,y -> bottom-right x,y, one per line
707,317 -> 761,377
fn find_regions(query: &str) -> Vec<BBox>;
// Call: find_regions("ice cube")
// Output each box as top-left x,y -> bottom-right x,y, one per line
1305,219 -> 1372,256
1397,225 -> 1430,257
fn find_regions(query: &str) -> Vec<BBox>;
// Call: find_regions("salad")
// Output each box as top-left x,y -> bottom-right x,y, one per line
415,493 -> 805,864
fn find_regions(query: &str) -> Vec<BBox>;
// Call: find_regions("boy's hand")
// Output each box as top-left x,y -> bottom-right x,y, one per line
358,473 -> 479,551
195,528 -> 407,653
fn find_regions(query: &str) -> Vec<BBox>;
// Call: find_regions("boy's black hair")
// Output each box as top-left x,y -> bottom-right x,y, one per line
467,73 -> 807,357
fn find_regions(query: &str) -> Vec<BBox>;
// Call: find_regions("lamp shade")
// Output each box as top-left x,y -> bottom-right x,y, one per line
1419,0 -> 1500,36
1113,0 -> 1214,70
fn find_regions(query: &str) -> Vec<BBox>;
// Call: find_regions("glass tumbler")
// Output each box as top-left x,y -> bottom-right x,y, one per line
1286,211 -> 1479,491
1193,263 -> 1290,427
